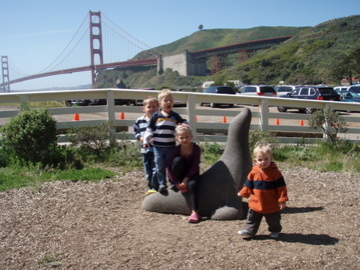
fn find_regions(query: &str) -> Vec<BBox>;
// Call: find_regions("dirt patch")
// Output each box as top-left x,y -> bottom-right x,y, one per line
0,165 -> 359,269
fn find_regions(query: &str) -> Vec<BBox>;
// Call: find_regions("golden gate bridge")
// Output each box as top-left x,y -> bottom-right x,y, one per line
0,11 -> 292,92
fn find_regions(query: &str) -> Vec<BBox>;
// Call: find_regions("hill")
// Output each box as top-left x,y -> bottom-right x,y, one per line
134,26 -> 309,59
94,16 -> 360,89
213,15 -> 360,85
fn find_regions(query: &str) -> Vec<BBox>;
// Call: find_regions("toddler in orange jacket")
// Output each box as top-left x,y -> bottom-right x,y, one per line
237,143 -> 288,239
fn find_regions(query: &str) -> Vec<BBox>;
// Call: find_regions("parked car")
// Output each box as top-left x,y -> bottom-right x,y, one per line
200,86 -> 236,108
348,85 -> 360,94
89,98 -> 132,106
339,91 -> 360,102
70,99 -> 92,106
338,91 -> 360,112
237,85 -> 277,96
277,86 -> 341,114
334,85 -> 349,92
89,99 -> 107,106
274,85 -> 297,94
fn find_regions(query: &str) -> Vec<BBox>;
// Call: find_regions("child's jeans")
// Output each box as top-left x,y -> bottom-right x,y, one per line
142,151 -> 157,190
244,209 -> 282,235
153,146 -> 174,187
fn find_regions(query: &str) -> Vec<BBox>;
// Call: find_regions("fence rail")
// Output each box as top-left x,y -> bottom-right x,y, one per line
1,88 -> 360,144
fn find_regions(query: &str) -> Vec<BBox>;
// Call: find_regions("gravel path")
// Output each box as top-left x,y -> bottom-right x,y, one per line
0,165 -> 359,269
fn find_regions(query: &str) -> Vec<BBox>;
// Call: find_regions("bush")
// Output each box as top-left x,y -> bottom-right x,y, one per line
67,122 -> 119,159
1,107 -> 67,168
308,106 -> 348,145
248,129 -> 279,153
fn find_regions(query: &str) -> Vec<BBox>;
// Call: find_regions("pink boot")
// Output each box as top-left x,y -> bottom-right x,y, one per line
188,212 -> 201,223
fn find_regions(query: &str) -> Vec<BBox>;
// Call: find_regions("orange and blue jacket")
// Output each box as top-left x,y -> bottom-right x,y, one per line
239,162 -> 288,214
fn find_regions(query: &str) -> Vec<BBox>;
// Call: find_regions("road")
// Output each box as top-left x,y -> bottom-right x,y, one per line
1,104 -> 359,129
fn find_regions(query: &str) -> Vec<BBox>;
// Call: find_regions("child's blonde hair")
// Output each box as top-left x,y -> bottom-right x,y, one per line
143,96 -> 158,106
176,125 -> 193,136
253,143 -> 273,158
158,89 -> 172,101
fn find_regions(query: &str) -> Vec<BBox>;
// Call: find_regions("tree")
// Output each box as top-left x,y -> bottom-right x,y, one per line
331,48 -> 360,85
198,24 -> 203,31
308,106 -> 348,145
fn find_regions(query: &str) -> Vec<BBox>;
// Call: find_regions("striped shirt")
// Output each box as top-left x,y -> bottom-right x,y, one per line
144,110 -> 188,147
134,115 -> 153,154
239,162 -> 288,214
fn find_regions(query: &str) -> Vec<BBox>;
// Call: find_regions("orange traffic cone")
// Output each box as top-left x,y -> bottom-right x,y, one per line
275,118 -> 280,125
300,120 -> 304,126
119,112 -> 125,119
72,113 -> 80,121
222,116 -> 227,123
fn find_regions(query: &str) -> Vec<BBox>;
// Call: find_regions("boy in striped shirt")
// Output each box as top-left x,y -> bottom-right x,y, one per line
134,97 -> 159,196
143,89 -> 189,193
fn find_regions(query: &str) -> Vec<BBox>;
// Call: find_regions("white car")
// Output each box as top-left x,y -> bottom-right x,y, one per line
333,85 -> 349,92
237,85 -> 277,96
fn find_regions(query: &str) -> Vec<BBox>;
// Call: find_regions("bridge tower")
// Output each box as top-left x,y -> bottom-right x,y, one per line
210,54 -> 228,75
238,49 -> 256,62
1,56 -> 10,92
89,11 -> 104,87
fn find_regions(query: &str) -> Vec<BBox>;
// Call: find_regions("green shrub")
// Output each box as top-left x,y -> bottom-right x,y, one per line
0,107 -> 67,168
67,122 -> 119,159
199,140 -> 224,165
308,107 -> 348,145
249,129 -> 279,153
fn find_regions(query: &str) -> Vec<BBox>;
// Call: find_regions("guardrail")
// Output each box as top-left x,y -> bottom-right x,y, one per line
1,88 -> 360,144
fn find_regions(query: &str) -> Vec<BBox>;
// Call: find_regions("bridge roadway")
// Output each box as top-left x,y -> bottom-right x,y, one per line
0,58 -> 158,87
0,36 -> 292,88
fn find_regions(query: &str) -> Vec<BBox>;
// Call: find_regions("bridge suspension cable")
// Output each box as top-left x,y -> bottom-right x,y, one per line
101,12 -> 163,58
38,13 -> 90,74
8,58 -> 31,77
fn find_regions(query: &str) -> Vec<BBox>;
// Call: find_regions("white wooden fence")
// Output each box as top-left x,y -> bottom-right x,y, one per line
1,88 -> 360,144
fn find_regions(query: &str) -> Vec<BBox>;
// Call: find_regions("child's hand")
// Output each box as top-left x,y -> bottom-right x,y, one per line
177,182 -> 188,189
279,202 -> 286,210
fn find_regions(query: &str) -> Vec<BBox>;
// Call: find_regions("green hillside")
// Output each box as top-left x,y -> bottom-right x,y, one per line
213,15 -> 360,85
94,15 -> 360,89
135,26 -> 309,59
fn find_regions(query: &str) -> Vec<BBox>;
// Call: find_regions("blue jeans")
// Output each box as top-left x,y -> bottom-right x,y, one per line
153,146 -> 174,187
142,151 -> 157,190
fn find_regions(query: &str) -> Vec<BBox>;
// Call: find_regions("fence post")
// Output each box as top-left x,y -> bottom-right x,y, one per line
19,94 -> 29,110
259,99 -> 269,132
186,94 -> 197,141
323,103 -> 332,141
107,90 -> 116,136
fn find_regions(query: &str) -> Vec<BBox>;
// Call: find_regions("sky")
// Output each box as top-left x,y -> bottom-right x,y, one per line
1,0 -> 359,91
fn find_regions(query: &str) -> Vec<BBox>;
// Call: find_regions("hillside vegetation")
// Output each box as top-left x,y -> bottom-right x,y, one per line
94,15 -> 360,89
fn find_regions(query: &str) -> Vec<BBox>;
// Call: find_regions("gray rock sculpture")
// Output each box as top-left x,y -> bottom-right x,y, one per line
141,107 -> 253,220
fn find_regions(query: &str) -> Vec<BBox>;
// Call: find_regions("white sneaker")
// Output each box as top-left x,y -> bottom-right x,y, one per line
269,232 -> 280,238
237,230 -> 253,238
